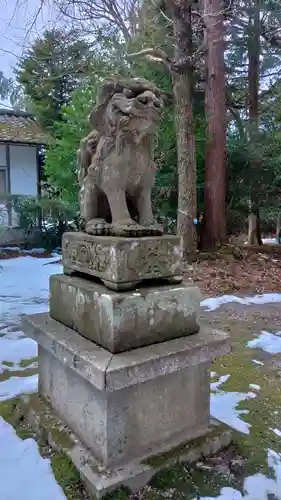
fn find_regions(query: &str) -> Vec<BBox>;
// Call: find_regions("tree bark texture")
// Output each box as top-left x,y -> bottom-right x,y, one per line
276,214 -> 281,243
248,213 -> 258,245
248,0 -> 262,245
168,0 -> 197,259
201,0 -> 227,249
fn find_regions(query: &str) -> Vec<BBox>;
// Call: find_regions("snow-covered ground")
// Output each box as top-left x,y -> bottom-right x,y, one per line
194,449 -> 281,500
262,237 -> 278,244
0,254 -> 61,328
1,253 -> 281,499
248,330 -> 281,354
0,417 -> 66,500
0,254 -> 65,500
211,374 -> 257,435
0,255 -> 62,404
209,372 -> 281,499
201,293 -> 281,312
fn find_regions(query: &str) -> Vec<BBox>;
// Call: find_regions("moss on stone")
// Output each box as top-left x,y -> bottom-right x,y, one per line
103,487 -> 131,500
0,367 -> 38,382
0,398 -> 20,424
49,426 -> 74,450
21,395 -> 74,450
51,453 -> 86,500
17,428 -> 35,440
2,361 -> 14,367
20,357 -> 39,368
144,424 -> 230,468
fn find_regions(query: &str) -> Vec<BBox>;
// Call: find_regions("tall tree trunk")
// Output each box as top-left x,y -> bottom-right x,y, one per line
248,213 -> 259,245
276,213 -> 281,243
130,0 -> 197,258
248,0 -> 262,245
201,0 -> 227,249
168,1 -> 197,259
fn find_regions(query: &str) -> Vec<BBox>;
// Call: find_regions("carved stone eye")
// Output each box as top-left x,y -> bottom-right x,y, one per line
137,95 -> 148,105
123,88 -> 133,98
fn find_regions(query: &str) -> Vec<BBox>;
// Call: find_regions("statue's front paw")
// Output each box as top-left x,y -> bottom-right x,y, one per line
85,218 -> 110,235
141,221 -> 164,235
114,219 -> 138,226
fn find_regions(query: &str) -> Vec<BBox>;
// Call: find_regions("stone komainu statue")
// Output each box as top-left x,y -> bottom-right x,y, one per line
77,78 -> 164,237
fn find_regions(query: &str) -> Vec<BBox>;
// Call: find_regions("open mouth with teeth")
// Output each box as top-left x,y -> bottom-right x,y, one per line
110,88 -> 162,119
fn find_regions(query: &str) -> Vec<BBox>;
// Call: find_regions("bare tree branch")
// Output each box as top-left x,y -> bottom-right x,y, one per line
128,44 -> 204,74
53,0 -> 140,40
261,22 -> 281,49
128,47 -> 172,70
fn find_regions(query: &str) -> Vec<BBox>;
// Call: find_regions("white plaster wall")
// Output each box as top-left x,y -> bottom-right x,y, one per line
0,206 -> 19,227
10,144 -> 38,196
0,144 -> 7,166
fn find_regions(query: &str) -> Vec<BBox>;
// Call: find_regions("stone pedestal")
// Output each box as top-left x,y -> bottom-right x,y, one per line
49,273 -> 201,353
62,232 -> 182,290
22,313 -> 229,468
21,231 -> 230,498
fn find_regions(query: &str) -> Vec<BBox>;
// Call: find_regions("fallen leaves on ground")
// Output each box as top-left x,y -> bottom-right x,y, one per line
184,245 -> 281,297
0,249 -> 53,260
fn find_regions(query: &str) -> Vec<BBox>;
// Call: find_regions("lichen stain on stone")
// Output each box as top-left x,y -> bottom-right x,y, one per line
143,425 -> 231,469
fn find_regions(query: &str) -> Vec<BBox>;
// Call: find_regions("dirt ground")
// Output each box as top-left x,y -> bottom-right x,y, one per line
184,244 -> 281,297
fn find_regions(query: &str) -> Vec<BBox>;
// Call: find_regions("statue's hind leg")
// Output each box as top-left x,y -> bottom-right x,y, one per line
136,175 -> 164,235
137,186 -> 155,226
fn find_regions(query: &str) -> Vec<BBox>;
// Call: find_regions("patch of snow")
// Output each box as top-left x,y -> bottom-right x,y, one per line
211,392 -> 256,435
262,238 -> 276,244
0,255 -> 61,400
0,255 -> 62,328
211,374 -> 256,434
252,359 -> 264,366
249,384 -> 260,391
247,392 -> 257,398
0,334 -> 37,374
211,374 -> 230,391
248,331 -> 281,354
0,375 -> 38,402
270,428 -> 281,437
0,254 -> 66,497
262,238 -> 278,244
194,449 -> 281,499
0,329 -> 26,340
0,417 -> 66,499
201,293 -> 281,312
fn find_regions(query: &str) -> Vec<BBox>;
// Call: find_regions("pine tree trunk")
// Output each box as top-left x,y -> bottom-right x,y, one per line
201,0 -> 226,249
276,214 -> 281,243
248,0 -> 261,244
169,1 -> 197,259
248,213 -> 258,245
173,72 -> 197,258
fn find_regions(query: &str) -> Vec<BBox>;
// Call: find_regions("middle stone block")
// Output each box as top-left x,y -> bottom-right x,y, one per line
50,274 -> 201,353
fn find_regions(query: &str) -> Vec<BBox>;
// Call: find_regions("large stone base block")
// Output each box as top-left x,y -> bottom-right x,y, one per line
18,394 -> 232,499
62,231 -> 183,290
22,313 -> 230,469
49,273 -> 202,353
